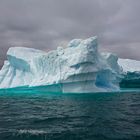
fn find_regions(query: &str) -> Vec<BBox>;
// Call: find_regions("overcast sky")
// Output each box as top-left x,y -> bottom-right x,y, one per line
0,0 -> 140,67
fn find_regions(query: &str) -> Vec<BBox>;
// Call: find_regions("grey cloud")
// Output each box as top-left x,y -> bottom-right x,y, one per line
0,0 -> 140,68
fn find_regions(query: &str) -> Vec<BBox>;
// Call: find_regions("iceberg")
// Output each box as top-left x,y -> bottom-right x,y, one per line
118,59 -> 140,88
0,36 -> 139,93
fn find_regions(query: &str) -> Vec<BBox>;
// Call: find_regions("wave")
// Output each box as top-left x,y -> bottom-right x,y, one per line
17,129 -> 48,135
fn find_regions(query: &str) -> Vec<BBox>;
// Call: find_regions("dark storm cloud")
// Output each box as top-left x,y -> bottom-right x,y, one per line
0,0 -> 140,67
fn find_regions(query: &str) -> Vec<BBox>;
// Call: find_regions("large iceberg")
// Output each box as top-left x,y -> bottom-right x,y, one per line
0,36 -> 139,93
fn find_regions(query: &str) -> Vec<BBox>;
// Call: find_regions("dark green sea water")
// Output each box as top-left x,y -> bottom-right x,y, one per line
0,91 -> 140,140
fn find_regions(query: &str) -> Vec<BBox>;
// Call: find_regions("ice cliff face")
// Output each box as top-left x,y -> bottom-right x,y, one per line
0,36 -> 139,93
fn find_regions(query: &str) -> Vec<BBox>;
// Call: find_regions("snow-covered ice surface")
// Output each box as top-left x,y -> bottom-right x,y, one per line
118,59 -> 140,72
0,36 -> 140,93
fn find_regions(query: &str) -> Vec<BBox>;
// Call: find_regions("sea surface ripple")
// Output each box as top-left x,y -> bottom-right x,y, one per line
0,92 -> 140,140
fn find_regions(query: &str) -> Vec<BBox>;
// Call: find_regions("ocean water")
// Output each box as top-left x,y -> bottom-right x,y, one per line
0,91 -> 140,140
